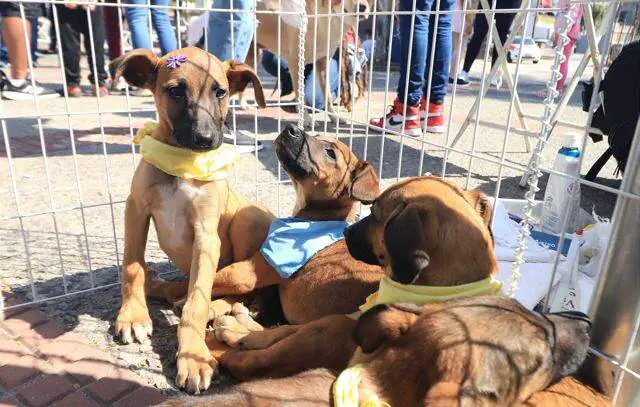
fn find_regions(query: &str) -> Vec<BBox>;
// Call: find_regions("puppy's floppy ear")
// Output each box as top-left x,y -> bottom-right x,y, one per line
348,161 -> 380,204
353,304 -> 420,354
384,204 -> 431,284
223,60 -> 266,108
109,49 -> 159,90
465,190 -> 493,227
465,190 -> 494,241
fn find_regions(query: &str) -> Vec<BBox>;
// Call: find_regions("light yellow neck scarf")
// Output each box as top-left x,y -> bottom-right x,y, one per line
359,276 -> 503,313
133,122 -> 237,181
333,276 -> 503,407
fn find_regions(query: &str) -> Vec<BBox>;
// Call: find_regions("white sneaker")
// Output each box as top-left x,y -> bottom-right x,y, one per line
2,77 -> 60,101
490,75 -> 502,89
459,70 -> 469,83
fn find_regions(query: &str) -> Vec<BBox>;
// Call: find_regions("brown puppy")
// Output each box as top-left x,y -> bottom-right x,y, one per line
153,124 -> 384,325
241,0 -> 369,123
214,176 -> 499,380
110,47 -> 268,393
347,299 -> 592,406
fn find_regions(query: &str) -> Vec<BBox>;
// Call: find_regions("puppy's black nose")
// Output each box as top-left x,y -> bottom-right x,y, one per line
193,133 -> 214,149
283,124 -> 301,139
358,3 -> 368,13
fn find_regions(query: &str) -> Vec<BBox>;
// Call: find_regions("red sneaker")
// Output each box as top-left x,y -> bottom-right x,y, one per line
85,85 -> 109,97
66,85 -> 82,97
369,99 -> 422,137
420,98 -> 446,133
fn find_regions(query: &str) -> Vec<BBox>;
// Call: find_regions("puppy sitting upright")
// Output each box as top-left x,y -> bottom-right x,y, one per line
110,47 -> 267,393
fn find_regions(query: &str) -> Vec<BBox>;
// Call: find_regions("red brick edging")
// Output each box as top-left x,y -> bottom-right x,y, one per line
0,292 -> 168,407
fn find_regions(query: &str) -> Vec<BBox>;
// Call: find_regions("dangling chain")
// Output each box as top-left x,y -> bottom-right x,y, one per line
296,2 -> 308,129
507,1 -> 574,297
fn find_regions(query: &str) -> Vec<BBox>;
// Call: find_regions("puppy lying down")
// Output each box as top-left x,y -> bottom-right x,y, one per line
161,296 -> 605,406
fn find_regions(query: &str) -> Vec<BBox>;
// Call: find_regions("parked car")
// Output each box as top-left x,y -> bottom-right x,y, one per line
508,37 -> 542,63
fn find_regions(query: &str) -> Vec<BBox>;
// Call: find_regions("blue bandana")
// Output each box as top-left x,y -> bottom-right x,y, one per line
260,217 -> 351,279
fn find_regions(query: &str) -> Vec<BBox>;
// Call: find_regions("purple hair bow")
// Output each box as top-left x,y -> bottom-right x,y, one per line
166,55 -> 188,69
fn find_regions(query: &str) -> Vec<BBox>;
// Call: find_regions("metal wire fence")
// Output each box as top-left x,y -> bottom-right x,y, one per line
0,0 -> 638,401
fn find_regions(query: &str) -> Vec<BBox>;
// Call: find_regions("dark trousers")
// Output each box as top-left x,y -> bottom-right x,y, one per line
57,5 -> 108,86
103,0 -> 123,60
462,0 -> 520,72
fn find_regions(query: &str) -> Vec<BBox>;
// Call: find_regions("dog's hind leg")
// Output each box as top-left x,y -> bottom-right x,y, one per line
219,315 -> 357,381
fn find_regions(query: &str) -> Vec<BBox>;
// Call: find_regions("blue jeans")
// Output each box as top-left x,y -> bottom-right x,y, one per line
206,0 -> 255,61
397,0 -> 453,106
261,50 -> 339,111
125,0 -> 177,55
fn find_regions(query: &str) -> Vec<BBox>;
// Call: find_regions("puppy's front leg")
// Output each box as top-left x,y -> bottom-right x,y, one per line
176,205 -> 219,393
116,196 -> 153,343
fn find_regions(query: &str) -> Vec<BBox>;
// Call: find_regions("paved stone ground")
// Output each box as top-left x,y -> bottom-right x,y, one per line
0,49 -> 623,396
0,291 -> 168,406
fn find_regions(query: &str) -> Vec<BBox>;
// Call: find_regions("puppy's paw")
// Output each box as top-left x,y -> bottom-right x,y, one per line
176,345 -> 217,394
115,300 -> 153,344
212,315 -> 251,348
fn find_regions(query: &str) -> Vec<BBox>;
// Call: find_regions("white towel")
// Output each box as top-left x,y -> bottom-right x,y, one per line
492,201 -> 557,263
496,262 -> 567,310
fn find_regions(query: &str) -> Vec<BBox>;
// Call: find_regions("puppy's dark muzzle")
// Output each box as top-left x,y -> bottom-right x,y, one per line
344,216 -> 379,265
275,124 -> 310,178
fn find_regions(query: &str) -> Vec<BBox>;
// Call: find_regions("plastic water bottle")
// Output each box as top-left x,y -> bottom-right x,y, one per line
540,133 -> 582,234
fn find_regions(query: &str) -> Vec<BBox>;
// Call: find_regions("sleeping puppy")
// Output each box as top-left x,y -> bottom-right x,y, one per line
162,299 -> 602,406
345,299 -> 594,406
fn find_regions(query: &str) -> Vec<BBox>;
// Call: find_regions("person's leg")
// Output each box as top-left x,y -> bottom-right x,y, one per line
56,6 -> 82,87
462,7 -> 488,73
2,16 -> 32,80
125,0 -> 152,50
492,0 -> 519,67
423,0 -> 453,104
305,67 -> 325,112
48,4 -> 57,52
150,0 -> 177,55
396,0 -> 431,107
206,0 -> 255,61
556,38 -> 575,91
104,0 -> 123,60
82,6 -> 108,87
29,14 -> 38,63
422,0 -> 454,133
260,50 -> 294,96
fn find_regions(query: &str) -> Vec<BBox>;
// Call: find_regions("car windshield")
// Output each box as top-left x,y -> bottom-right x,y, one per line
524,38 -> 535,45
513,37 -> 521,44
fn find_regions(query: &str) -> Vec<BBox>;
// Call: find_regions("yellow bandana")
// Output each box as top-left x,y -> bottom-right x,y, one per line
133,122 -> 237,181
359,276 -> 504,313
333,365 -> 390,407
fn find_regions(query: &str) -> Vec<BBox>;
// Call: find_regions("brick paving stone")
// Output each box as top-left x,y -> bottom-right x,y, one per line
37,332 -> 92,362
0,355 -> 43,390
17,375 -> 75,407
84,377 -> 139,404
18,321 -> 66,349
0,337 -> 32,367
65,357 -> 118,385
3,310 -> 48,336
1,292 -> 31,320
112,387 -> 168,407
51,391 -> 100,407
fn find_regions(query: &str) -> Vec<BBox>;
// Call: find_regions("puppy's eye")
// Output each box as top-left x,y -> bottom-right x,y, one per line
325,149 -> 337,160
165,86 -> 184,100
215,88 -> 227,99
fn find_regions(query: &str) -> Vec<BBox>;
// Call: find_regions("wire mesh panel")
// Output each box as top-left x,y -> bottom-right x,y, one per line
0,0 -> 638,401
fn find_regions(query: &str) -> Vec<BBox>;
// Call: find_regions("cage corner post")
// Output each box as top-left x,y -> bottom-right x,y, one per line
585,117 -> 640,405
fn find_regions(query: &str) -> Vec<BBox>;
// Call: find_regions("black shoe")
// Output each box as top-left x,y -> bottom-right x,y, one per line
222,122 -> 264,154
449,76 -> 470,87
2,76 -> 60,101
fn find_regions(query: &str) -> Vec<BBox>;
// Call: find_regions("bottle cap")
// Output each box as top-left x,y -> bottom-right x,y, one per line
563,133 -> 583,149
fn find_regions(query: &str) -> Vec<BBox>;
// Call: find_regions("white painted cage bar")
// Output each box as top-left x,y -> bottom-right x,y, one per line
0,0 -> 638,402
